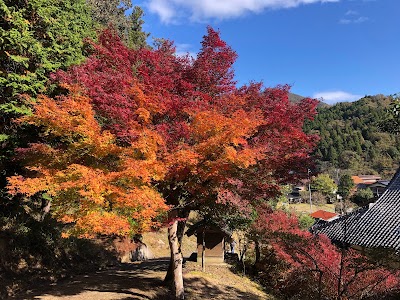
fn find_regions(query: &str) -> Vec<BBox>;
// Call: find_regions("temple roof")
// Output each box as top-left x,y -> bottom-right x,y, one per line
312,169 -> 400,250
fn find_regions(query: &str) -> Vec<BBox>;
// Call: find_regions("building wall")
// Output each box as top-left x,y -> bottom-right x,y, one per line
196,231 -> 224,264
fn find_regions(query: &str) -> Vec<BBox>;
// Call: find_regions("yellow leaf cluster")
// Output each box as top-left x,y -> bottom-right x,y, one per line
75,211 -> 131,237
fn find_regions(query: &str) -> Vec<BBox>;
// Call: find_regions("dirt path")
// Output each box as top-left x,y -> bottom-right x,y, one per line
13,259 -> 273,300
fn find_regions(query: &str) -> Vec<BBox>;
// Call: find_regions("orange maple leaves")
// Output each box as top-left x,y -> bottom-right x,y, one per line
8,84 -> 168,237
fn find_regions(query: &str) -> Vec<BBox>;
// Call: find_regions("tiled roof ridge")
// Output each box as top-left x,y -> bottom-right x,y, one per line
313,166 -> 400,250
386,167 -> 400,191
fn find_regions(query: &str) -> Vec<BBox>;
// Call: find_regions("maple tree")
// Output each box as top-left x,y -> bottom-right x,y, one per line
11,27 -> 318,299
7,84 -> 168,237
250,207 -> 400,299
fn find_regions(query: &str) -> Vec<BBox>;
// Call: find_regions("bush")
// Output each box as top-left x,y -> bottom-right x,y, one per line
0,214 -> 118,298
298,214 -> 315,229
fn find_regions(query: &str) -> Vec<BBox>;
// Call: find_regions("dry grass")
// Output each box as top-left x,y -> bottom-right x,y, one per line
142,227 -> 197,259
183,261 -> 275,300
279,202 -> 335,214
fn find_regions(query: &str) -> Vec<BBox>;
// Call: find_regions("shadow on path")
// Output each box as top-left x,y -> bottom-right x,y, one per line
184,276 -> 266,300
13,258 -> 268,300
13,258 -> 171,300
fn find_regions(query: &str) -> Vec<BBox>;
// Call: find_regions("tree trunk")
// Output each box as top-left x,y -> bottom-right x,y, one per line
254,240 -> 260,265
40,198 -> 51,221
168,219 -> 185,299
252,239 -> 260,275
164,209 -> 189,283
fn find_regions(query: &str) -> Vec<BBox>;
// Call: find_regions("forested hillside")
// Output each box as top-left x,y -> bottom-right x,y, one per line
305,94 -> 399,178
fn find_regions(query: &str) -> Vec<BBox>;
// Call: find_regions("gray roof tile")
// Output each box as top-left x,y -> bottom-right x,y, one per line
312,169 -> 400,250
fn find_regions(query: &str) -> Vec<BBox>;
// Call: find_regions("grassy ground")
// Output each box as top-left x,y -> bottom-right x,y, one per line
142,227 -> 197,259
278,202 -> 335,214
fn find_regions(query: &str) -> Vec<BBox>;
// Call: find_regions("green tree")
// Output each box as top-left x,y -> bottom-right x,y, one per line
311,173 -> 337,203
311,173 -> 337,195
85,1 -> 149,48
379,93 -> 400,134
338,174 -> 355,200
298,214 -> 315,229
127,6 -> 149,49
352,188 -> 374,206
85,0 -> 131,33
0,0 -> 96,109
328,146 -> 338,165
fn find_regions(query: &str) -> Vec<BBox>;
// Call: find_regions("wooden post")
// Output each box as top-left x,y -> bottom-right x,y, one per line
201,226 -> 206,272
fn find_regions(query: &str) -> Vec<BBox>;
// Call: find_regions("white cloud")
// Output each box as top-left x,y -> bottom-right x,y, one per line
148,0 -> 177,23
345,10 -> 358,15
313,91 -> 362,105
145,0 -> 339,23
175,43 -> 196,58
340,9 -> 369,24
339,16 -> 368,24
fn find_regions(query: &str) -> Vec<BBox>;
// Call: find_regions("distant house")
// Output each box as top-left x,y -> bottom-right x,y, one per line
352,175 -> 382,185
352,175 -> 389,201
312,169 -> 400,251
186,219 -> 232,264
368,180 -> 390,198
310,210 -> 339,222
287,181 -> 308,203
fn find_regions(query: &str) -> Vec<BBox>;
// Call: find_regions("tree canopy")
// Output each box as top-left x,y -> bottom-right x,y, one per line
7,27 -> 318,298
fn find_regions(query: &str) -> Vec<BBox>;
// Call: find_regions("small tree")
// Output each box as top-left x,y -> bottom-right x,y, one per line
299,214 -> 315,229
352,188 -> 374,206
379,93 -> 400,134
311,173 -> 337,203
338,174 -> 355,201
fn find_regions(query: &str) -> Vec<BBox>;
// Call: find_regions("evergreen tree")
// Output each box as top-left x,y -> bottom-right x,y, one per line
338,174 -> 355,200
85,1 -> 149,48
127,6 -> 149,49
328,146 -> 338,165
0,0 -> 96,109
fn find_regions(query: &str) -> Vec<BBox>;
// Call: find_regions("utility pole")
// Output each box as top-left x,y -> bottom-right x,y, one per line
336,169 -> 343,214
308,168 -> 312,213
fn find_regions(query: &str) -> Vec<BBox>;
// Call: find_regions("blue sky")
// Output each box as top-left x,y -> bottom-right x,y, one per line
133,0 -> 399,105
